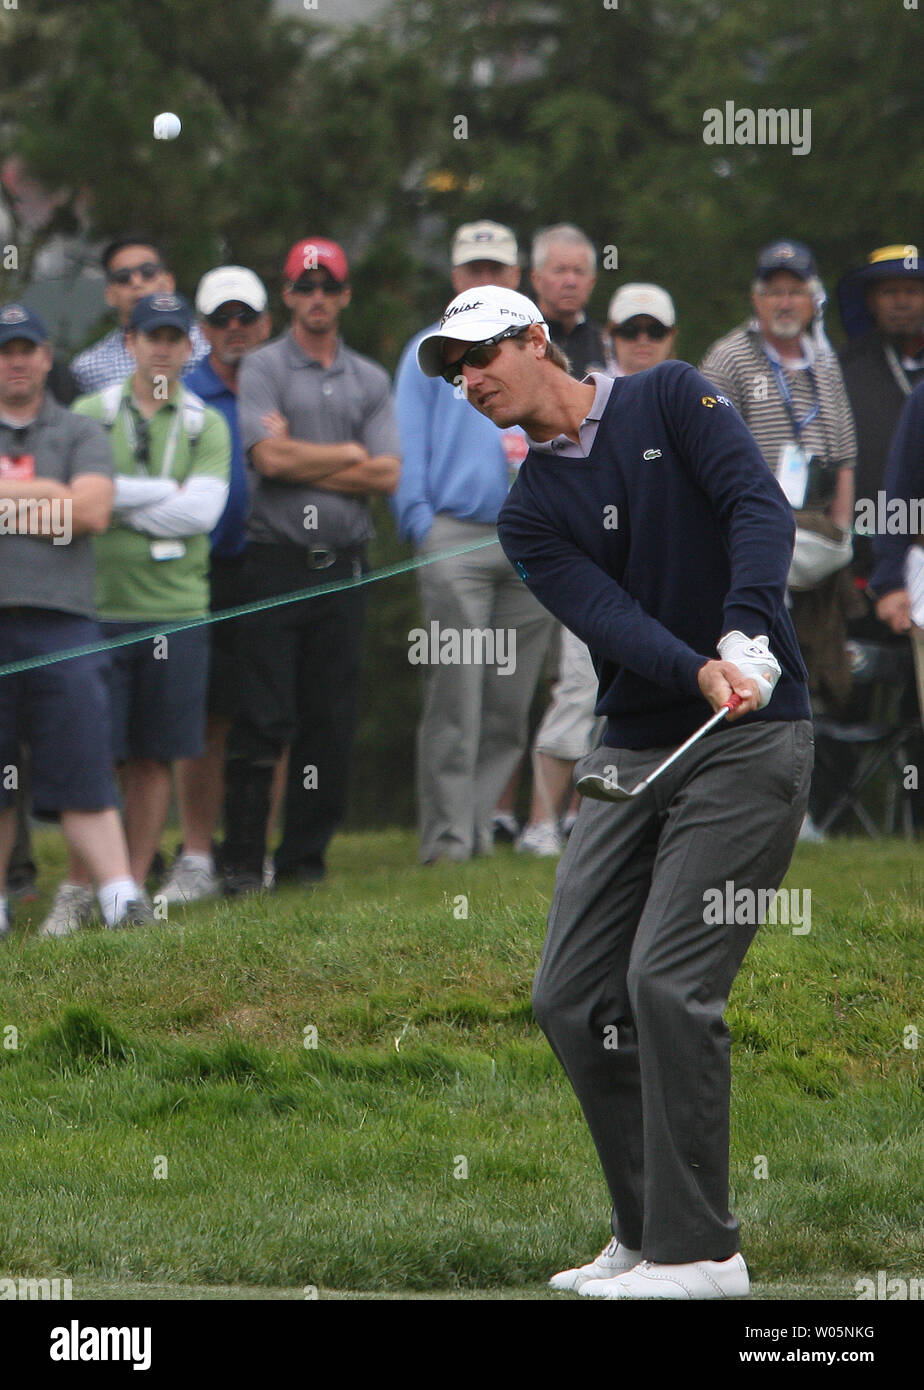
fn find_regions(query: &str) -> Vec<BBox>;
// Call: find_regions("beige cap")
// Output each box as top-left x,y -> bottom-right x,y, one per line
607,283 -> 676,328
451,221 -> 519,268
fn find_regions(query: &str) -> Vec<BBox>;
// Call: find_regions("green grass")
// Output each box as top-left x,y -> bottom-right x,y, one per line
1,831 -> 922,1299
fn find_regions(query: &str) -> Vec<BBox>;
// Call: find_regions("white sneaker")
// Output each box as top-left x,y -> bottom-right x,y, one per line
580,1253 -> 750,1300
516,820 -> 563,857
549,1236 -> 643,1291
38,883 -> 96,938
160,855 -> 220,904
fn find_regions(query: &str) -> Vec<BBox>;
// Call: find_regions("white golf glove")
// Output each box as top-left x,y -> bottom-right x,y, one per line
717,631 -> 782,709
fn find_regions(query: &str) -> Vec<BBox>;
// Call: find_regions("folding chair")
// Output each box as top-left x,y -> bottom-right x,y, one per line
812,640 -> 919,838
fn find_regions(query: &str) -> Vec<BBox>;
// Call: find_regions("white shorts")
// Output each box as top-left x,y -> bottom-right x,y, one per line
534,625 -> 605,760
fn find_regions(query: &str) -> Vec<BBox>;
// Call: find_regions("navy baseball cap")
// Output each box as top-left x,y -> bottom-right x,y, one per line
755,240 -> 817,281
0,303 -> 48,346
129,292 -> 193,335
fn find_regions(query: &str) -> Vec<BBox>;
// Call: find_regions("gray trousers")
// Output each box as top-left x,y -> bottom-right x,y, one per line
415,515 -> 555,862
533,719 -> 813,1262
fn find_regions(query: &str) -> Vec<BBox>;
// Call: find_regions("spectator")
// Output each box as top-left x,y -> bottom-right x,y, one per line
70,234 -> 208,394
603,283 -> 678,376
518,284 -> 679,857
869,380 -> 924,682
222,238 -> 399,891
700,241 -> 858,840
392,221 -> 555,863
838,244 -> 924,594
159,267 -> 272,904
0,304 -> 151,937
530,224 -> 607,377
41,293 -> 230,934
6,340 -> 80,904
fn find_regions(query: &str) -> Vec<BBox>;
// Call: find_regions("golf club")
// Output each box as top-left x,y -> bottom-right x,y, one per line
576,692 -> 743,802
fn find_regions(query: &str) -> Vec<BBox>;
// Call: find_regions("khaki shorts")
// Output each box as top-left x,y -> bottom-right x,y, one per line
534,625 -> 606,760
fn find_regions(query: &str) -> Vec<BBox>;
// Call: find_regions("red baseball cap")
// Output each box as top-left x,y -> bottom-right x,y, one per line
283,238 -> 349,285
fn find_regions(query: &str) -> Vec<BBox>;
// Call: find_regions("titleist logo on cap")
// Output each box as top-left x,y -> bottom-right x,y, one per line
441,299 -> 483,324
0,306 -> 28,324
150,294 -> 181,312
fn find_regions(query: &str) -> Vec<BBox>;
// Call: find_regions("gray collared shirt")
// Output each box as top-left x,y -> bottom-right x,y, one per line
238,330 -> 400,548
527,372 -> 615,458
0,393 -> 114,618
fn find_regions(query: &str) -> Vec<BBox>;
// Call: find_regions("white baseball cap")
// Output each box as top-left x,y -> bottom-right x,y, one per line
196,266 -> 268,317
607,283 -> 676,328
451,220 -> 519,268
416,286 -> 549,378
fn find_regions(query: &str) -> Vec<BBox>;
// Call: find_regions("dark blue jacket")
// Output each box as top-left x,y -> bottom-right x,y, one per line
497,361 -> 811,749
869,379 -> 924,599
184,356 -> 248,558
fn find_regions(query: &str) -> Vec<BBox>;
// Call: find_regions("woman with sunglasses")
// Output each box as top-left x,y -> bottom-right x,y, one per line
604,284 -> 677,378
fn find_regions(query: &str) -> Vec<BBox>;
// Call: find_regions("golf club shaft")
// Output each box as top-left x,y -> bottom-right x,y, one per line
639,694 -> 742,788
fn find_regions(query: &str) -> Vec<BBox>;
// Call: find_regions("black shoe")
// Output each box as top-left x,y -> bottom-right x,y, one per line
223,870 -> 269,897
275,862 -> 325,887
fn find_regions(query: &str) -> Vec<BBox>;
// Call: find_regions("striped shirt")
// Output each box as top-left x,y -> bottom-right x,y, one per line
700,321 -> 856,507
70,323 -> 210,394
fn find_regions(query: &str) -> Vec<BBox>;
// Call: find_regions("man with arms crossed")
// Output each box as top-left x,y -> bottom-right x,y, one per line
0,304 -> 149,936
417,286 -> 812,1299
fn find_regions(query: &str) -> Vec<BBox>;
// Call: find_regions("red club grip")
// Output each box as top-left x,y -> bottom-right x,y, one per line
724,693 -> 743,712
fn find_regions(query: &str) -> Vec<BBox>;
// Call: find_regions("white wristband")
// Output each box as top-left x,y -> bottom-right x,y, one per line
717,630 -> 782,709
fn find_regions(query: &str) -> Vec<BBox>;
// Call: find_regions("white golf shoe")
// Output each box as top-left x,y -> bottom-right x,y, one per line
549,1236 -> 643,1291
580,1253 -> 750,1300
160,855 -> 220,904
38,883 -> 96,938
516,820 -> 564,858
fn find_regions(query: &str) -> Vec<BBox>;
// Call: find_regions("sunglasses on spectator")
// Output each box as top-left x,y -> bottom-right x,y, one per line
613,320 -> 671,341
205,306 -> 262,327
290,277 -> 343,295
440,325 -> 530,383
107,262 -> 164,286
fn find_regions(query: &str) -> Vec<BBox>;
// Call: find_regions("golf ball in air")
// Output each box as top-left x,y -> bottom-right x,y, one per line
153,112 -> 182,140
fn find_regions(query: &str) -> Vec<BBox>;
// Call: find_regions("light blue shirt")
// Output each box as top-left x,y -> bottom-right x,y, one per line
391,324 -> 525,546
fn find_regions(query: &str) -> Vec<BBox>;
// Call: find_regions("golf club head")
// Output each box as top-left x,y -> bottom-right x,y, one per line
575,773 -> 641,802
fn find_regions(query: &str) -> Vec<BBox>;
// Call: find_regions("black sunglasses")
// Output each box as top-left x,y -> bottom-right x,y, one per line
291,277 -> 343,296
206,306 -> 261,327
108,261 -> 163,286
613,319 -> 671,341
440,325 -> 530,383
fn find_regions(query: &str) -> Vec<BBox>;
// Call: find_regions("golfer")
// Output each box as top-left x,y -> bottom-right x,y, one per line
417,287 -> 813,1300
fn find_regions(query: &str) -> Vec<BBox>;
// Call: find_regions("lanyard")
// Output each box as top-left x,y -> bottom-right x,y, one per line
765,354 -> 821,442
121,398 -> 184,479
883,342 -> 913,399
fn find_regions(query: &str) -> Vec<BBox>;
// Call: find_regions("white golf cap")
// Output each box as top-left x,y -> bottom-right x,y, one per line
607,283 -> 676,328
416,286 -> 549,378
451,220 -> 519,267
196,266 -> 268,317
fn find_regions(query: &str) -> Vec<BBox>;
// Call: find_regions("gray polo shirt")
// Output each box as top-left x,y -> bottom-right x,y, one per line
0,393 -> 114,619
238,330 -> 400,548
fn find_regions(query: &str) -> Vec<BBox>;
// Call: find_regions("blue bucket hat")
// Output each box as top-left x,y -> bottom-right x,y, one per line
836,244 -> 923,338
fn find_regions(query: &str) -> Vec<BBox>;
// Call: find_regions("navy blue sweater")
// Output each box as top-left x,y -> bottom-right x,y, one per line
497,361 -> 811,749
869,379 -> 924,599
